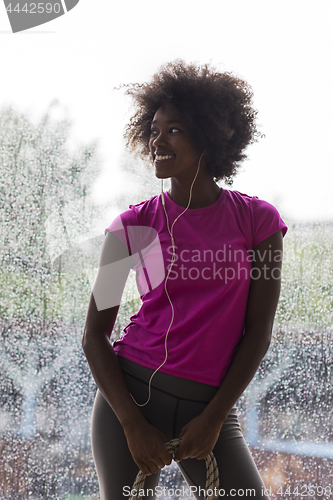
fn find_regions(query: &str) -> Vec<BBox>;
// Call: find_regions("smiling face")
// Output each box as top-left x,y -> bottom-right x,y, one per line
149,107 -> 204,181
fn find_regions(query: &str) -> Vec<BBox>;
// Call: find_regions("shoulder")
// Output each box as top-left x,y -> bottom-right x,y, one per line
224,189 -> 252,203
224,189 -> 271,211
223,189 -> 288,247
104,195 -> 162,258
105,194 -> 161,234
222,189 -> 255,226
224,189 -> 284,220
128,194 -> 161,219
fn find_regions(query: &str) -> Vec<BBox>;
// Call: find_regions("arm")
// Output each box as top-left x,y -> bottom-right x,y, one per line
82,232 -> 172,474
175,229 -> 283,461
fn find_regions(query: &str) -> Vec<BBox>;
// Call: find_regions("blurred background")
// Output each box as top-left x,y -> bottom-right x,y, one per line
1,1 -> 333,498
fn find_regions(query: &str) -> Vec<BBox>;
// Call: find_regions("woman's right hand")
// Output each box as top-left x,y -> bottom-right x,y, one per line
124,417 -> 172,475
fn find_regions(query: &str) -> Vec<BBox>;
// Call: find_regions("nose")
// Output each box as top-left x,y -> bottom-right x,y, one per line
152,130 -> 168,148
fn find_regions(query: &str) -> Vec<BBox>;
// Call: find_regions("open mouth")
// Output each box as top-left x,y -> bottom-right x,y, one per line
154,154 -> 176,162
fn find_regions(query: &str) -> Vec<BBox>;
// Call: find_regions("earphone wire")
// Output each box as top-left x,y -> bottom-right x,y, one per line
132,152 -> 205,407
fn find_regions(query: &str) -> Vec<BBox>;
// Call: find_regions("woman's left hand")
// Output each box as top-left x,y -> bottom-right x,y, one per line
174,413 -> 223,462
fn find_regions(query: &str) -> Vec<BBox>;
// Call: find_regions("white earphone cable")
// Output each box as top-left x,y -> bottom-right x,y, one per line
132,152 -> 205,407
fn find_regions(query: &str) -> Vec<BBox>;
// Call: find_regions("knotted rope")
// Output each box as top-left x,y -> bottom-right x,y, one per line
130,438 -> 220,500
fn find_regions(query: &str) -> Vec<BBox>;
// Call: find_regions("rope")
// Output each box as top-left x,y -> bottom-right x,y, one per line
130,438 -> 220,500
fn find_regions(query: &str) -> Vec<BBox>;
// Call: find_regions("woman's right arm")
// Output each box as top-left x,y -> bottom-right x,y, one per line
82,231 -> 172,474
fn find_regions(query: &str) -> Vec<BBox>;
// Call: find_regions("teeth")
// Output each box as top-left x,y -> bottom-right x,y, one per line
155,155 -> 174,160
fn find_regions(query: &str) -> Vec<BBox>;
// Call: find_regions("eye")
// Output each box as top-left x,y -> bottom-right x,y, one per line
149,128 -> 158,136
169,127 -> 181,133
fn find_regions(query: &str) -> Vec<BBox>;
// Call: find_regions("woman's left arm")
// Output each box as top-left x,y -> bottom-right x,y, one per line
175,229 -> 283,461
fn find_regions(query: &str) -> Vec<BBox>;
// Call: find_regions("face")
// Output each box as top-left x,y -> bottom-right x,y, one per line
149,107 -> 204,181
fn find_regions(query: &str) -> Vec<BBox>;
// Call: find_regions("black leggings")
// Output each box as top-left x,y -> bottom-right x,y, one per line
91,358 -> 269,499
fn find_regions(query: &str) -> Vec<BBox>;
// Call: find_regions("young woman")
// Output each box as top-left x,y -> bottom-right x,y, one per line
83,61 -> 287,499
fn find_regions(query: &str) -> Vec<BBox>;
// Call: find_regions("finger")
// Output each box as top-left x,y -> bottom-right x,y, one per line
191,450 -> 209,459
147,461 -> 161,475
137,457 -> 160,475
140,464 -> 156,476
160,448 -> 173,465
174,445 -> 191,462
155,457 -> 167,469
162,455 -> 172,466
139,463 -> 152,476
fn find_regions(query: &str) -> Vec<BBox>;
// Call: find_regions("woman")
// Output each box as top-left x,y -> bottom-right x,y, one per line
83,61 -> 287,499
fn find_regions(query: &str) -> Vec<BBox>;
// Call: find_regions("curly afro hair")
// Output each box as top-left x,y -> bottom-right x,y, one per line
124,60 -> 262,184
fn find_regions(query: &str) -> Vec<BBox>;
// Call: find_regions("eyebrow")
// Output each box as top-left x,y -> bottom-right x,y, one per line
151,119 -> 183,125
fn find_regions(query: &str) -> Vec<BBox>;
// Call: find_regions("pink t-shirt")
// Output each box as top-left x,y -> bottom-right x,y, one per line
106,189 -> 287,386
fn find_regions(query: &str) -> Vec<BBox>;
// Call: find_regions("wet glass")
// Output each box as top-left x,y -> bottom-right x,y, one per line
1,106 -> 332,499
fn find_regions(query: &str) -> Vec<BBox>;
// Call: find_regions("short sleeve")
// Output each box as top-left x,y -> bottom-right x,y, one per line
105,209 -> 138,251
104,206 -> 165,296
251,197 -> 288,248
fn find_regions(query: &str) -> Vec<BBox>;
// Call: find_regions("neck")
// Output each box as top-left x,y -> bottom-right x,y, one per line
168,176 -> 221,209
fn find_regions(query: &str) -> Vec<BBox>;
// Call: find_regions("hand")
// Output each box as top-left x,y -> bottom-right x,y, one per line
174,413 -> 223,462
124,417 -> 172,476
